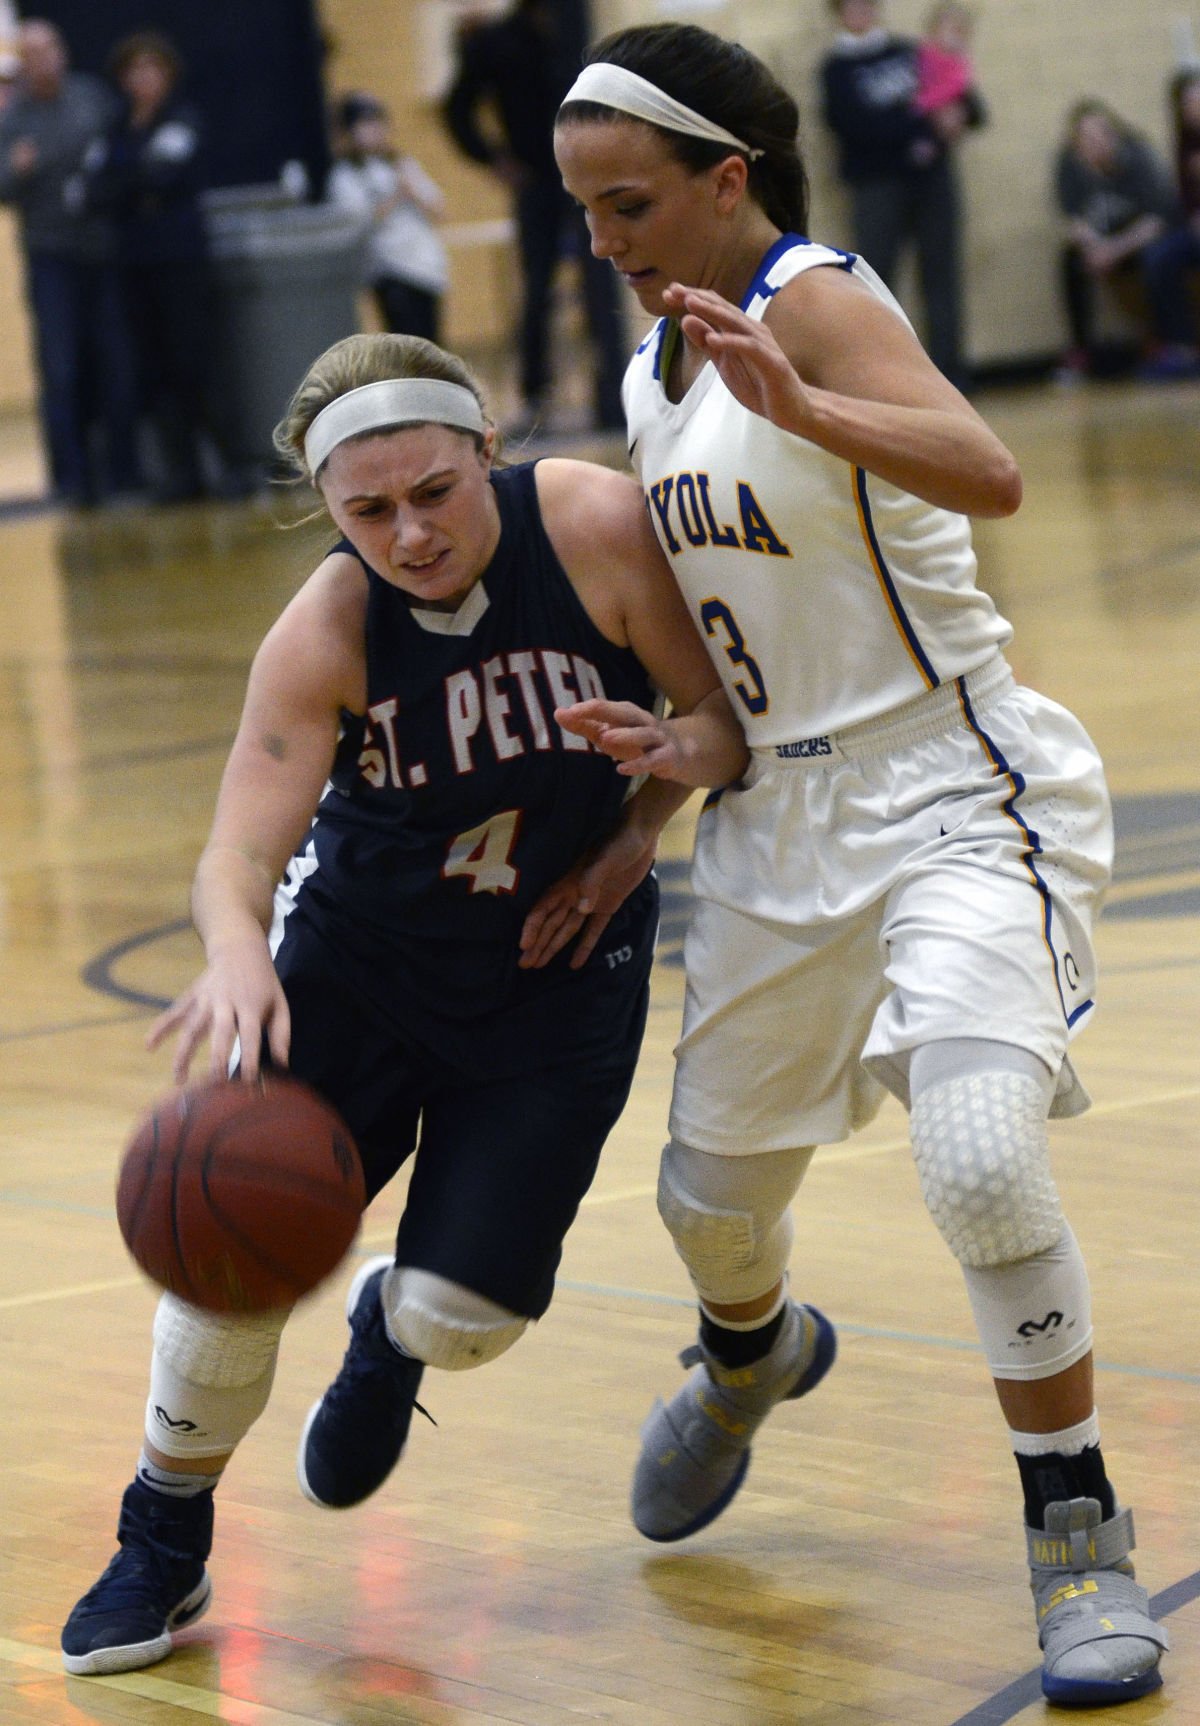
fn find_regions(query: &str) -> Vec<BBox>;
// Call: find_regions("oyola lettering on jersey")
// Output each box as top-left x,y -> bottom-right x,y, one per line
357,649 -> 610,791
647,471 -> 792,558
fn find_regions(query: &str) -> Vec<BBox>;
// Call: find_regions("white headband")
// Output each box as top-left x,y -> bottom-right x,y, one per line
560,62 -> 764,161
304,378 -> 486,475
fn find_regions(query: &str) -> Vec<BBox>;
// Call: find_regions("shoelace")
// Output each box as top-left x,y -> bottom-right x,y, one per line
323,1326 -> 438,1429
76,1545 -> 173,1611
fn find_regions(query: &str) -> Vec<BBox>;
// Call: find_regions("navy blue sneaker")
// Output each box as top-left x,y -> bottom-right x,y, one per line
61,1479 -> 213,1674
298,1255 -> 429,1509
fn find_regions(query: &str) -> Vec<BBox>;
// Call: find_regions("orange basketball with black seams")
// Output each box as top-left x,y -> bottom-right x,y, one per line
117,1073 -> 365,1312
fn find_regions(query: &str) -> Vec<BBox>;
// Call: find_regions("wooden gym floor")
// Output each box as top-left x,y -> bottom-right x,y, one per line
0,375 -> 1197,1725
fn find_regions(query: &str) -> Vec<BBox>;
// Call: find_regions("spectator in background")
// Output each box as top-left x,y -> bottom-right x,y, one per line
443,0 -> 627,438
0,19 -> 141,506
327,92 -> 447,344
820,0 -> 984,393
0,50 -> 20,115
1134,70 -> 1200,379
86,32 -> 242,502
1053,100 -> 1193,381
915,2 -> 976,122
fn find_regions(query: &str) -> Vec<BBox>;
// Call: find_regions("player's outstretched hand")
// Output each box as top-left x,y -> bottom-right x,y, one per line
146,939 -> 291,1085
662,282 -> 810,432
556,698 -> 691,782
519,818 -> 657,972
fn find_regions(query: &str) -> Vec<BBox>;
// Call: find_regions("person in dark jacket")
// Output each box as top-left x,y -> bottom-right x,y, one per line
87,32 -> 237,501
0,19 -> 141,505
442,0 -> 627,437
820,0 -> 984,392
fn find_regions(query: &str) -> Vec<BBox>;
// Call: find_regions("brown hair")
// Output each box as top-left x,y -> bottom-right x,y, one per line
557,22 -> 809,237
273,333 -> 492,485
107,30 -> 183,85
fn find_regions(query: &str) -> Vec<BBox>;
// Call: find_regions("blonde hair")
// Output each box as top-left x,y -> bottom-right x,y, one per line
273,332 -> 491,484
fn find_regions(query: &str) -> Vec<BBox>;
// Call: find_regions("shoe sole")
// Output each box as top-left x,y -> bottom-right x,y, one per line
636,1306 -> 838,1544
295,1255 -> 395,1509
61,1574 -> 212,1675
1042,1664 -> 1163,1707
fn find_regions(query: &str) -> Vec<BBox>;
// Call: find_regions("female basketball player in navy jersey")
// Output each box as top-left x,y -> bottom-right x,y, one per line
548,22 -> 1164,1707
60,330 -> 747,1677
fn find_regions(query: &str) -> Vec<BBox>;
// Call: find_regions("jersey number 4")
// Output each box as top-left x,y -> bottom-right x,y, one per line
443,809 -> 522,894
700,598 -> 768,716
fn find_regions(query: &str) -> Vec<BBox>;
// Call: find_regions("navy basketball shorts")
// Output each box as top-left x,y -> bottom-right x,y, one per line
271,897 -> 655,1319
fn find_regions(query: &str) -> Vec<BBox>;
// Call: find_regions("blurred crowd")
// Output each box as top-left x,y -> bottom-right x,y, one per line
820,0 -> 1200,387
0,18 -> 243,506
0,3 -> 1198,513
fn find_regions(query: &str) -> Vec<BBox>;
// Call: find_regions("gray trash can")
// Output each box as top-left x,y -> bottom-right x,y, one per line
204,188 -> 369,469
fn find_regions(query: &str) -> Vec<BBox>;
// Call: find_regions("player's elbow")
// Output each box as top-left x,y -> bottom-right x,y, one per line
974,451 -> 1023,519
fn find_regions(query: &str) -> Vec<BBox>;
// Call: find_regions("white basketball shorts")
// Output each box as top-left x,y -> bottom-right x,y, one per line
669,657 -> 1113,1155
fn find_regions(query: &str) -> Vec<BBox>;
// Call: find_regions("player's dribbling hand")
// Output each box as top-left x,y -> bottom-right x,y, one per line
146,942 -> 291,1085
663,282 -> 811,433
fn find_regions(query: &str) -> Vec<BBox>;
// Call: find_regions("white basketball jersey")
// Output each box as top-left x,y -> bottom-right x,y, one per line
623,236 -> 1012,743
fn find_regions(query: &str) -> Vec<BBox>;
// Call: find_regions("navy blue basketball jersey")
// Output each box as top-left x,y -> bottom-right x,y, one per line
273,461 -> 659,1046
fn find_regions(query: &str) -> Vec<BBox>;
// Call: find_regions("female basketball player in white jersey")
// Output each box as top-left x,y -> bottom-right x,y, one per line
547,21 -> 1165,1707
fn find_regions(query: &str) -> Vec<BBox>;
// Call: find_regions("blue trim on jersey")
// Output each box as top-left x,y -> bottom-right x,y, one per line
650,318 -> 670,382
955,679 -> 1080,1027
855,467 -> 941,687
743,234 -> 858,308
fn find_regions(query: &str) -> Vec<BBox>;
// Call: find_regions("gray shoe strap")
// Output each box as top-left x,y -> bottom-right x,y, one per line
1027,1504 -> 1135,1572
1036,1567 -> 1169,1659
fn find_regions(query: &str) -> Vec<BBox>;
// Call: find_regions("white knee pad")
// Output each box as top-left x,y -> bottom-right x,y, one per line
909,1071 -> 1064,1268
962,1224 -> 1094,1380
146,1293 -> 287,1459
656,1138 -> 813,1306
383,1267 -> 527,1371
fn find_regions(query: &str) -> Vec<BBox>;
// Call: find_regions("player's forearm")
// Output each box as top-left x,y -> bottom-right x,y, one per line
619,775 -> 695,846
798,387 -> 1022,518
191,845 -> 278,956
663,689 -> 750,789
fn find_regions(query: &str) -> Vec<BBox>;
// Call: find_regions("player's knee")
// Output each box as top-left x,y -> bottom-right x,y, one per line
384,1267 -> 527,1371
909,1070 -> 1063,1268
147,1294 -> 286,1457
656,1138 -> 801,1304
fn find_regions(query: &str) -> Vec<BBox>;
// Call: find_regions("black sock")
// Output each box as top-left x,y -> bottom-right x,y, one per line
700,1304 -> 786,1369
1016,1443 -> 1116,1530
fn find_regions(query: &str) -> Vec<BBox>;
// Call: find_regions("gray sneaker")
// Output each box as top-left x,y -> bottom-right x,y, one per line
632,1300 -> 836,1542
1028,1497 -> 1167,1705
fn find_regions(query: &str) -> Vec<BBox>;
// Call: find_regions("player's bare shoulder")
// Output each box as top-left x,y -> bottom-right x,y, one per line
532,458 -> 662,646
254,546 -> 370,716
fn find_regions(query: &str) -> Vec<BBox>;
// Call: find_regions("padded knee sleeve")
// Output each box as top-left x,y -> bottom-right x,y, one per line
384,1267 -> 527,1371
962,1224 -> 1094,1380
656,1138 -> 812,1306
910,1071 -> 1064,1268
146,1293 -> 286,1458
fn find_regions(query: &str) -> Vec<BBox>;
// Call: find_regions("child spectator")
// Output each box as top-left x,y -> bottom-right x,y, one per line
914,2 -> 977,121
328,93 -> 447,343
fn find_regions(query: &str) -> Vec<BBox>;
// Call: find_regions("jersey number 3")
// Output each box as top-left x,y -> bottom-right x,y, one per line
700,598 -> 768,716
444,809 -> 522,894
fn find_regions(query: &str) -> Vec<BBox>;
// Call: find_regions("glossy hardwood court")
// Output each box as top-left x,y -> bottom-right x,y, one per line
0,377 -> 1197,1726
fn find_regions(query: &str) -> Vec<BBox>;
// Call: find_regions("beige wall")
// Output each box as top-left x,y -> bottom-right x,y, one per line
593,0 -> 1198,363
0,0 -> 1196,412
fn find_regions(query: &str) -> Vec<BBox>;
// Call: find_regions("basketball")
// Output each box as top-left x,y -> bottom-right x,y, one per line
116,1073 -> 365,1313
